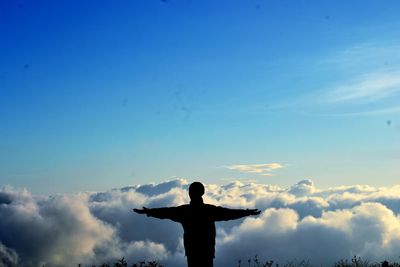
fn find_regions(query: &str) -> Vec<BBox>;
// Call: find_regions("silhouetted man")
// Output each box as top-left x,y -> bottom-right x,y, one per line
134,181 -> 261,267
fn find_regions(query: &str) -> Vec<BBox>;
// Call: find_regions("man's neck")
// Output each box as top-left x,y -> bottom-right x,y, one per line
190,197 -> 204,205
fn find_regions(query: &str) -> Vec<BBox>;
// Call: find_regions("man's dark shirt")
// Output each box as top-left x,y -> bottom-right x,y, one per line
145,201 -> 251,259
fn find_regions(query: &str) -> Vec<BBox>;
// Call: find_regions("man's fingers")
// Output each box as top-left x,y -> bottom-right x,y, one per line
249,209 -> 261,215
133,206 -> 149,215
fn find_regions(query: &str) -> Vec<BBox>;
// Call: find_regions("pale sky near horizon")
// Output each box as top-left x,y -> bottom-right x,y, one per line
1,0 -> 399,194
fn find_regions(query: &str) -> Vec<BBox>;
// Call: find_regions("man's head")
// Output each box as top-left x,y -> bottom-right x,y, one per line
189,182 -> 205,200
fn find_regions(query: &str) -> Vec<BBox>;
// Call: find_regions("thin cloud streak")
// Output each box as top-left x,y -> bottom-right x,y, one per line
315,106 -> 400,117
322,43 -> 400,69
323,71 -> 400,103
270,42 -> 400,116
317,41 -> 400,113
224,163 -> 283,176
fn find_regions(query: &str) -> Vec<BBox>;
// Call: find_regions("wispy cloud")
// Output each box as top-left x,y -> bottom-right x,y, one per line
224,163 -> 283,176
323,71 -> 400,103
280,42 -> 400,116
319,41 -> 400,106
317,106 -> 400,117
322,43 -> 400,69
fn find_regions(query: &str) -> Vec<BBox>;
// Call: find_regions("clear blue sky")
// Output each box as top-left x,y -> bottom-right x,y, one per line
1,0 -> 399,194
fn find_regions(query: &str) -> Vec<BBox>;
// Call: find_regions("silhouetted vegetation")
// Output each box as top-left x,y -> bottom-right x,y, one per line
74,256 -> 400,267
237,255 -> 312,267
235,256 -> 400,267
78,258 -> 164,267
332,256 -> 400,267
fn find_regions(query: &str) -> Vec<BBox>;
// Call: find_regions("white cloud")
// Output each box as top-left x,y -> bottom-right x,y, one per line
3,179 -> 400,266
273,42 -> 400,116
123,240 -> 169,262
318,106 -> 400,117
316,42 -> 400,115
0,188 -> 117,267
323,71 -> 400,103
224,163 -> 283,176
0,242 -> 18,267
322,42 -> 400,70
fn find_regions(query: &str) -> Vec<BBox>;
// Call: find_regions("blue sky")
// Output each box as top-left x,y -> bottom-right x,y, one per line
1,0 -> 399,194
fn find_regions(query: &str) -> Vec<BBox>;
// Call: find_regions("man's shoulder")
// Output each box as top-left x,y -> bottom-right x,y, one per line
204,203 -> 218,209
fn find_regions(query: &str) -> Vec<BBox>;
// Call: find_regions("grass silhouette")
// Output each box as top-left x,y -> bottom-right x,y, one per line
77,258 -> 163,267
237,256 -> 400,267
74,256 -> 400,267
237,255 -> 312,267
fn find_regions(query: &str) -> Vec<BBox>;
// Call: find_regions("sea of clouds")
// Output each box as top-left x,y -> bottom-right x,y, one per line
2,178 -> 400,267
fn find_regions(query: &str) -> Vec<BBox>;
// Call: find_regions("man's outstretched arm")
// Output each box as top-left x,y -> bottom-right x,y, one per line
133,206 -> 182,222
212,207 -> 261,221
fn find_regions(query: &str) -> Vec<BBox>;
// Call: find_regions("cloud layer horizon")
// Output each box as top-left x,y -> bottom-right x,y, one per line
2,179 -> 400,267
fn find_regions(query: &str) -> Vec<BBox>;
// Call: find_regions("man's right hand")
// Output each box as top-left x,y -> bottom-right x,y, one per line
133,207 -> 149,214
247,209 -> 261,216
